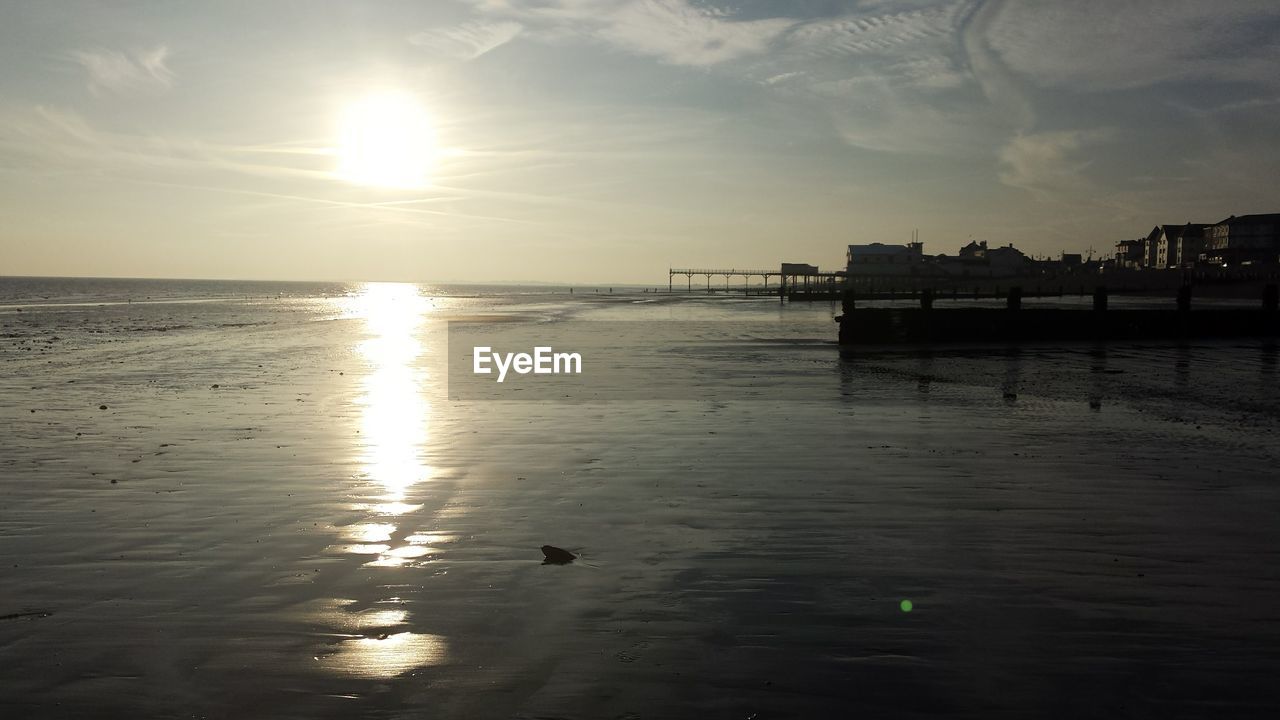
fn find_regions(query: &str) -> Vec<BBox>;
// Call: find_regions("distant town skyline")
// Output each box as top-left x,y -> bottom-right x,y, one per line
3,1 -> 1279,284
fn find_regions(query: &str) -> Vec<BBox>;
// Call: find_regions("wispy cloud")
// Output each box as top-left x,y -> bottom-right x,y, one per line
997,129 -> 1109,196
596,0 -> 793,66
0,104 -> 330,182
800,74 -> 998,155
960,0 -> 1032,131
468,0 -> 794,66
0,103 -> 658,227
759,71 -> 802,86
985,0 -> 1280,91
741,1 -> 985,155
783,1 -> 970,59
70,45 -> 174,96
410,20 -> 523,61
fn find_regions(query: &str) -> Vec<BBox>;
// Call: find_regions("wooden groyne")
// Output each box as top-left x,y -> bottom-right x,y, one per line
836,284 -> 1280,345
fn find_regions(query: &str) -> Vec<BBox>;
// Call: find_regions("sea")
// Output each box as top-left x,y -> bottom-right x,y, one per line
2,276 -> 1279,718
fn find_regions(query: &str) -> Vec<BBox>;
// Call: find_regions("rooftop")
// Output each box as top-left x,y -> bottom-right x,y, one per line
848,243 -> 913,256
1217,213 -> 1280,225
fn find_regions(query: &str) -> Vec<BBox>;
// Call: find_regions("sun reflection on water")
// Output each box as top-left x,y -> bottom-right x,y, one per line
309,599 -> 446,679
349,282 -> 433,512
318,632 -> 447,679
314,284 -> 448,678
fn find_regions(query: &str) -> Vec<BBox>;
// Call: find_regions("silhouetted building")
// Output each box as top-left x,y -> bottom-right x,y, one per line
780,262 -> 820,275
1204,214 -> 1280,266
958,240 -> 987,259
987,245 -> 1032,276
928,241 -> 1031,278
1174,224 -> 1209,268
1115,239 -> 1144,269
846,242 -> 924,275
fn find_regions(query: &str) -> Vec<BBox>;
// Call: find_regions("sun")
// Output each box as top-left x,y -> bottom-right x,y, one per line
336,91 -> 437,189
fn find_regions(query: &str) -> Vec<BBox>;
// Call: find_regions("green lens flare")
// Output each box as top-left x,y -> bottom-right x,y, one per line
900,599 -> 913,613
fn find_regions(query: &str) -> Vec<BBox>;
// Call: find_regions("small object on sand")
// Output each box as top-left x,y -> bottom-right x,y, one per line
99,404 -> 108,410
541,545 -> 576,565
211,384 -> 220,389
0,610 -> 52,621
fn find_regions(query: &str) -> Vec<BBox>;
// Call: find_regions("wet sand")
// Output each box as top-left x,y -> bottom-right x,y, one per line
3,282 -> 1280,718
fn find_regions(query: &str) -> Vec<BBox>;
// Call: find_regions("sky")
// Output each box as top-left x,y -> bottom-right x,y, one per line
1,0 -> 1279,284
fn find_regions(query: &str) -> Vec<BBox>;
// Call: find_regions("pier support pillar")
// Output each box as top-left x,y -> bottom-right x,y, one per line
1264,283 -> 1278,312
1006,286 -> 1022,311
1093,286 -> 1108,312
1177,283 -> 1192,313
920,288 -> 934,310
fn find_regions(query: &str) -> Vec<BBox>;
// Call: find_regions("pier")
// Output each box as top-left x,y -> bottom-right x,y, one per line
835,283 -> 1280,345
667,267 -> 843,297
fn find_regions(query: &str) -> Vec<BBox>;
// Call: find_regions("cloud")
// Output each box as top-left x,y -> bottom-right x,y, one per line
469,0 -> 794,66
410,21 -> 523,61
596,0 -> 793,66
736,2 -> 988,155
783,1 -> 970,59
958,0 -> 1033,131
0,104 -> 330,183
997,129 -> 1109,195
760,71 -> 802,86
71,45 -> 174,96
884,56 -> 968,89
984,0 -> 1280,91
801,74 -> 999,155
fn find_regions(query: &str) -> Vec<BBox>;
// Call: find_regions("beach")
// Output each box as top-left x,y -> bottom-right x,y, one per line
3,277 -> 1280,718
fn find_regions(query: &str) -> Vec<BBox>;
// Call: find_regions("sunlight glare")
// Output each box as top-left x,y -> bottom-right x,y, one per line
336,91 -> 437,189
349,282 -> 433,510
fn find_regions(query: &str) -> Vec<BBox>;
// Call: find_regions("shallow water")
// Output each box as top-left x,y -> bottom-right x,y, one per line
2,277 -> 1279,718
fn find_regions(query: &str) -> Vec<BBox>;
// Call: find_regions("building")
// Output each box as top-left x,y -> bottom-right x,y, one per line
780,263 -> 819,276
1148,224 -> 1211,269
1115,239 -> 1144,269
843,238 -> 1095,280
1172,224 -> 1209,268
1141,226 -> 1162,268
958,240 -> 987,259
1155,229 -> 1174,268
1203,214 -> 1280,266
845,242 -> 924,275
986,244 -> 1032,276
926,241 -> 1033,278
